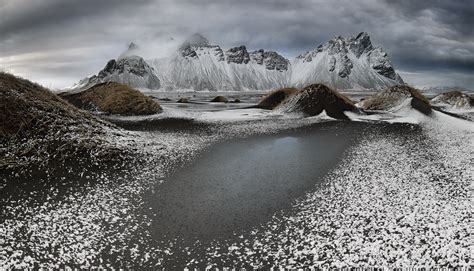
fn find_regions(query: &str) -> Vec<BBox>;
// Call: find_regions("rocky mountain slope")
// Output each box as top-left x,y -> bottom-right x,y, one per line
70,32 -> 403,92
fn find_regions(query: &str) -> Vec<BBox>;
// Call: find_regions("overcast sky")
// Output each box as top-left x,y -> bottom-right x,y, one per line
1,0 -> 473,89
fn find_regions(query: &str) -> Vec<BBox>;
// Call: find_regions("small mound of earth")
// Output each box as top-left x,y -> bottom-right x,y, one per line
257,87 -> 299,109
0,72 -> 120,169
431,91 -> 474,109
277,84 -> 358,120
229,99 -> 241,103
60,82 -> 162,115
177,97 -> 190,103
210,96 -> 228,103
358,85 -> 431,115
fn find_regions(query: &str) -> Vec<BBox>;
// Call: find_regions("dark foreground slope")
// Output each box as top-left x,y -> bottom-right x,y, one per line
0,72 -> 121,169
60,82 -> 162,115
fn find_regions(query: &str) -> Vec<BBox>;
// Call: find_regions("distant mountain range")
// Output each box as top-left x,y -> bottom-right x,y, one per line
69,32 -> 404,92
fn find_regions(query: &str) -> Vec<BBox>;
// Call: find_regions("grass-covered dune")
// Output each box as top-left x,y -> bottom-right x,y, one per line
257,87 -> 300,110
60,82 -> 162,115
359,85 -> 432,115
431,90 -> 474,109
277,84 -> 358,119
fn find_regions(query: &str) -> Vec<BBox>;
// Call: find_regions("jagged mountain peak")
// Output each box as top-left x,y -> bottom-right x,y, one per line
179,33 -> 214,58
347,32 -> 373,58
118,42 -> 140,60
128,42 -> 139,51
180,33 -> 210,49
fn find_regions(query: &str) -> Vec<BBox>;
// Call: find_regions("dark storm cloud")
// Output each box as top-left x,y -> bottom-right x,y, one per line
383,0 -> 474,36
1,0 -> 473,89
0,0 -> 153,33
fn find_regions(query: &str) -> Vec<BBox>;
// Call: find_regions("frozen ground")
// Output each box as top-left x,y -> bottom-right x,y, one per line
1,97 -> 473,268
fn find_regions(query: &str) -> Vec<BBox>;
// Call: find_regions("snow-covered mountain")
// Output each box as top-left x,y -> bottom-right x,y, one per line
67,43 -> 161,91
70,32 -> 403,92
150,33 -> 290,91
70,54 -> 161,91
291,32 -> 404,89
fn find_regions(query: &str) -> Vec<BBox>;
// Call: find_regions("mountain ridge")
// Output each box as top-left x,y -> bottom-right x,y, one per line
69,32 -> 404,92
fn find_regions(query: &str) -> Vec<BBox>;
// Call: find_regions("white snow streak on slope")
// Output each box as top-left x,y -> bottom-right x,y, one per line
203,113 -> 473,268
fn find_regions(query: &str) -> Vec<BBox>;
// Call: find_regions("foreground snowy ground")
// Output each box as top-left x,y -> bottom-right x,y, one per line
198,111 -> 473,268
1,108 -> 473,268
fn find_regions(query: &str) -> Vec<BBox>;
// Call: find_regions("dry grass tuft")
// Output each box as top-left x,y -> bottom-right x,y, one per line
60,82 -> 162,115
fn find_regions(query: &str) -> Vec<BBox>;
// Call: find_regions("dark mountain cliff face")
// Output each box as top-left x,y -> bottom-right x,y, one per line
250,49 -> 289,71
225,46 -> 250,64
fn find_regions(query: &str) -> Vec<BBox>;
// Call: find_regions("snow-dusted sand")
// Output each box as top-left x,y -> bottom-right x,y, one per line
1,101 -> 472,268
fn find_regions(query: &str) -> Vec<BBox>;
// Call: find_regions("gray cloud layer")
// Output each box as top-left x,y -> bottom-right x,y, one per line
1,0 -> 473,89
